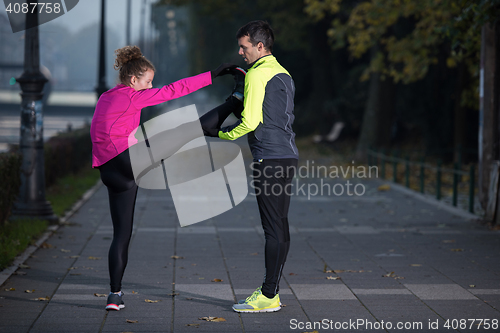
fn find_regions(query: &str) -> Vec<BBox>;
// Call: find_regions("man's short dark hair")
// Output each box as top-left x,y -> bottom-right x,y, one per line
236,20 -> 274,52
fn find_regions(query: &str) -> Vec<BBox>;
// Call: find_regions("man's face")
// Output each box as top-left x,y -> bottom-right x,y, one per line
238,35 -> 262,65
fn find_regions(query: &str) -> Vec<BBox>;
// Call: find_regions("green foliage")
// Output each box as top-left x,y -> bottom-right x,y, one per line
304,0 -> 500,108
0,219 -> 48,270
0,153 -> 22,226
44,125 -> 92,188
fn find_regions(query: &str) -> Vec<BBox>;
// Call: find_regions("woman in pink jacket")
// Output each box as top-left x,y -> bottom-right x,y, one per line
90,46 -> 236,311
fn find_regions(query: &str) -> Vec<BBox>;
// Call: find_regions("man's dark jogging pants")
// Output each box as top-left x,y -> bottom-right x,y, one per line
252,158 -> 297,299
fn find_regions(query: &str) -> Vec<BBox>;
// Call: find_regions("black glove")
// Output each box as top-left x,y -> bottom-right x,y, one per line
204,127 -> 220,137
211,63 -> 237,79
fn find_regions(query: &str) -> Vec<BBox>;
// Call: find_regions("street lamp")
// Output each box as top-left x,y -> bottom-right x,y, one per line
127,0 -> 132,45
11,8 -> 57,223
95,0 -> 108,99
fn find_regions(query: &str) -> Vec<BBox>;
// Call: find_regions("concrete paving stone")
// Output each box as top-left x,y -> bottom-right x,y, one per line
0,314 -> 40,325
422,300 -> 500,320
0,326 -> 31,333
352,288 -> 412,295
38,306 -> 105,318
174,301 -> 235,314
290,284 -> 356,300
105,315 -> 169,325
101,323 -> 170,332
404,284 -> 477,300
298,300 -> 373,321
173,322 -> 243,333
29,323 -> 102,332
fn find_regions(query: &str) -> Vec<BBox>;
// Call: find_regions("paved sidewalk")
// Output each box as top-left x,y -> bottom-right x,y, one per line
1,160 -> 500,332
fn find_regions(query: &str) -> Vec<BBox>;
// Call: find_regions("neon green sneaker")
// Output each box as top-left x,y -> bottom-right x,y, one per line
237,287 -> 281,305
232,289 -> 281,313
237,286 -> 262,304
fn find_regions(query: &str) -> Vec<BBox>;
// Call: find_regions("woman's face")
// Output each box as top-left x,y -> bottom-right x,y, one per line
130,69 -> 154,91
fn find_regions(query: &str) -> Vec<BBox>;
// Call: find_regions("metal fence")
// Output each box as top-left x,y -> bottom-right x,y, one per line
367,149 -> 476,213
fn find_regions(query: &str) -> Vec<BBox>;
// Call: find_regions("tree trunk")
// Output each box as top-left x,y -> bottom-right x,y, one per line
479,21 -> 500,215
453,63 -> 467,163
355,50 -> 395,160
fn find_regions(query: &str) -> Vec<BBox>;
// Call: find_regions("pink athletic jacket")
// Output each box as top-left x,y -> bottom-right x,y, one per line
90,72 -> 212,168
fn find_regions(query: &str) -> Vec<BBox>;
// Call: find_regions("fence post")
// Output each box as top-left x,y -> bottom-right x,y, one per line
469,164 -> 475,213
381,149 -> 386,179
436,160 -> 442,200
405,156 -> 410,188
452,162 -> 458,206
420,157 -> 425,193
392,151 -> 398,183
457,144 -> 463,182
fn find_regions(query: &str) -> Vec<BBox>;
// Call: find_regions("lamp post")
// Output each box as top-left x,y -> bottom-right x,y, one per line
95,0 -> 108,99
126,0 -> 131,45
11,9 -> 57,223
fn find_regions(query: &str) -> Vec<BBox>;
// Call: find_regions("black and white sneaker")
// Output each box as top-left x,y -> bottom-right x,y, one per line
105,292 -> 125,311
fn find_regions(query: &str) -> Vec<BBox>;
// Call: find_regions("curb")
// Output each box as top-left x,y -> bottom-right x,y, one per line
378,180 -> 481,221
0,180 -> 102,288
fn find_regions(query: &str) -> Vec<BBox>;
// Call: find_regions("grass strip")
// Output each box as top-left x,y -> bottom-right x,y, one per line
0,219 -> 48,270
0,165 -> 100,271
46,165 -> 100,217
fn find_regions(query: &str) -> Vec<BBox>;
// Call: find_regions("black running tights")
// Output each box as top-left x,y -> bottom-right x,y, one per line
98,149 -> 138,293
253,158 -> 297,299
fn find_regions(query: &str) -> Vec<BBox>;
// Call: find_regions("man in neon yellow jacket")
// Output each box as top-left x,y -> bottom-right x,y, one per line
218,21 -> 299,313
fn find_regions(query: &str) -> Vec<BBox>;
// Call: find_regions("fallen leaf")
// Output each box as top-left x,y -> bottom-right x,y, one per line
199,316 -> 226,322
19,264 -> 30,269
451,248 -> 464,252
94,293 -> 107,297
250,252 -> 259,256
132,291 -> 138,294
4,288 -> 15,291
171,255 -> 184,259
410,264 -> 422,267
24,290 -> 35,293
382,271 -> 405,279
33,297 -> 49,301
145,299 -> 160,303
289,273 -> 297,275
303,331 -> 319,333
126,319 -> 139,323
68,267 -> 77,270
41,242 -> 53,249
377,184 -> 391,191
88,256 -> 101,260
60,249 -> 71,253
333,270 -> 344,273
469,285 -> 476,288
326,276 -> 340,280
69,255 -> 80,259
186,297 -> 193,300
186,323 -> 200,327
211,279 -> 223,283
